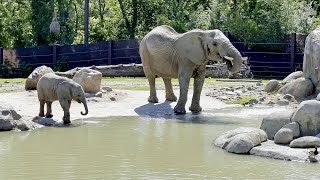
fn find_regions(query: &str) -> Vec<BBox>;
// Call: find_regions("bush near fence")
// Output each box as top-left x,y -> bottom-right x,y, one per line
0,33 -> 306,78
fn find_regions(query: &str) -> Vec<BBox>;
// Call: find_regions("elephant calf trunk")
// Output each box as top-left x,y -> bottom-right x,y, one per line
81,101 -> 88,115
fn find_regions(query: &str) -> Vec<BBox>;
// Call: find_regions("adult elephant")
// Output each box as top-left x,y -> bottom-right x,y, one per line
37,73 -> 88,124
139,25 -> 244,114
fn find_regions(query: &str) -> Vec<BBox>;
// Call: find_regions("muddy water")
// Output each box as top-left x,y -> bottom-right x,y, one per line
0,107 -> 318,179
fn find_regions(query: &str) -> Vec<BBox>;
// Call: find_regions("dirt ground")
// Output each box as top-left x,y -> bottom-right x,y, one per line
0,80 -> 232,124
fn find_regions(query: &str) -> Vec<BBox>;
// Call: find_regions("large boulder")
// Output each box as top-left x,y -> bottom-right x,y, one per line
274,128 -> 293,144
291,100 -> 320,136
289,136 -> 320,148
260,110 -> 294,140
0,105 -> 22,131
264,80 -> 279,92
72,68 -> 102,93
25,65 -> 54,90
214,127 -> 267,154
282,71 -> 303,84
277,77 -> 313,100
282,122 -> 300,138
303,28 -> 320,94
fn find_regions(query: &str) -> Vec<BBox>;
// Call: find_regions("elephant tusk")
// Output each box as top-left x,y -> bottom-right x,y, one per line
223,56 -> 234,61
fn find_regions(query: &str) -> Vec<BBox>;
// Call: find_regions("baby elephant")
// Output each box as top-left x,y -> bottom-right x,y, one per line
37,73 -> 88,124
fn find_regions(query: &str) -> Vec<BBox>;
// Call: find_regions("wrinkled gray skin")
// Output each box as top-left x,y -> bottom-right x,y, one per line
139,25 -> 244,114
37,73 -> 88,124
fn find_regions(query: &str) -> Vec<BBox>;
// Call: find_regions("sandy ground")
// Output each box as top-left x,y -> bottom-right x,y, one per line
0,88 -> 230,123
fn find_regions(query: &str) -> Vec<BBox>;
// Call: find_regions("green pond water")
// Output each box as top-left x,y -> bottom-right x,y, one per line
0,107 -> 318,179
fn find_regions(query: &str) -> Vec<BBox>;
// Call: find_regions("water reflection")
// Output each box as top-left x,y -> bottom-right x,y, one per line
0,106 -> 317,179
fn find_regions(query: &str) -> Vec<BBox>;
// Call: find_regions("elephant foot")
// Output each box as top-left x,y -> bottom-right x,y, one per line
45,113 -> 53,118
189,105 -> 202,114
174,105 -> 186,114
38,112 -> 45,117
166,94 -> 177,102
63,114 -> 71,124
148,96 -> 159,103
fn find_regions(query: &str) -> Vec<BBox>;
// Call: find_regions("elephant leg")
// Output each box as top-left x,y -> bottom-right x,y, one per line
45,101 -> 53,118
189,68 -> 206,113
39,99 -> 45,117
163,78 -> 177,101
174,67 -> 193,114
68,100 -> 72,108
59,99 -> 71,124
147,75 -> 159,103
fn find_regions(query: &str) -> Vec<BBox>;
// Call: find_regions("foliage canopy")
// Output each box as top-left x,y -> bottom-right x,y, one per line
0,0 -> 319,48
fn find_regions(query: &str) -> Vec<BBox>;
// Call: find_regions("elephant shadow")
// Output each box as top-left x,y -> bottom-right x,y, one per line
134,102 -> 240,125
134,101 -> 176,118
32,117 -> 79,127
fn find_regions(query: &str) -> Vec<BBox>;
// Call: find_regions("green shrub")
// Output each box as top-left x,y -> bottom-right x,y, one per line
19,63 -> 33,78
0,59 -> 15,78
54,58 -> 69,72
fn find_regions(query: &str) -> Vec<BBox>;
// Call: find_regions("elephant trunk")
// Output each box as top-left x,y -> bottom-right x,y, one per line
81,100 -> 88,115
223,42 -> 243,73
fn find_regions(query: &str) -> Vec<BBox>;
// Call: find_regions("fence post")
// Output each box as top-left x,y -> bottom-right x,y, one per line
52,45 -> 57,68
0,48 -> 3,65
290,33 -> 296,73
108,40 -> 112,65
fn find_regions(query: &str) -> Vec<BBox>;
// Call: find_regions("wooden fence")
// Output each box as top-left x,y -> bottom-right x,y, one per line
0,33 -> 307,78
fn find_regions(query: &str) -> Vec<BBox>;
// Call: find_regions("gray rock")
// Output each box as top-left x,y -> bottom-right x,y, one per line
102,86 -> 112,92
303,28 -> 320,94
95,92 -> 103,98
250,140 -> 312,162
25,65 -> 54,90
274,84 -> 283,92
277,77 -> 313,100
214,127 -> 267,154
282,71 -> 303,84
282,122 -> 300,138
0,106 -> 22,131
260,110 -> 294,140
291,100 -> 320,136
274,128 -> 294,144
276,99 -> 289,106
264,80 -> 279,92
248,99 -> 258,105
14,118 -> 38,131
283,94 -> 295,101
316,93 -> 320,101
73,68 -> 102,93
290,136 -> 320,148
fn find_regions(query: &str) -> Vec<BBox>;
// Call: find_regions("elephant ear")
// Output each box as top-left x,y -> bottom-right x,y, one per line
175,30 -> 210,65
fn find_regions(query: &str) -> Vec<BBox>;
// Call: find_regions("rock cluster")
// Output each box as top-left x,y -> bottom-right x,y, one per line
260,100 -> 320,147
0,105 -> 39,131
214,127 -> 267,154
206,82 -> 298,108
215,100 -> 320,162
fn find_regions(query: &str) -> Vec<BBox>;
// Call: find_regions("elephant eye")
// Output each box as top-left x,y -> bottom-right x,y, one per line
213,42 -> 217,46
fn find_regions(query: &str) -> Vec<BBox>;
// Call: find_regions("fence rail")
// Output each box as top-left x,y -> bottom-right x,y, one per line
0,33 -> 307,78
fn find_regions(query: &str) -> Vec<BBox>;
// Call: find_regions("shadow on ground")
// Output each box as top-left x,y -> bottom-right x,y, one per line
32,117 -> 82,128
134,101 -> 240,125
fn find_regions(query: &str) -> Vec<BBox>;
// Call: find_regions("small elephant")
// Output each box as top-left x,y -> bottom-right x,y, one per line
37,73 -> 88,124
139,25 -> 245,114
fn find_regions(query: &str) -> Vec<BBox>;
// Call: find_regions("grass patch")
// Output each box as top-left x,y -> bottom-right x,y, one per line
226,95 -> 257,104
110,86 -> 151,91
0,78 -> 25,84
